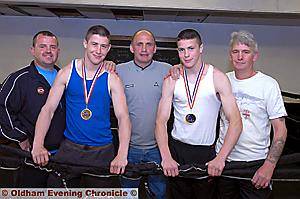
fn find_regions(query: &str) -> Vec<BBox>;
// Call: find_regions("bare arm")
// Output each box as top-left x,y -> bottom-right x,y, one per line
109,73 -> 131,174
207,69 -> 242,176
252,117 -> 287,188
31,64 -> 70,165
155,77 -> 179,177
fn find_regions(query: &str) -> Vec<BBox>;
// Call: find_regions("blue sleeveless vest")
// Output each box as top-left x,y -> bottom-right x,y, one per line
64,60 -> 112,146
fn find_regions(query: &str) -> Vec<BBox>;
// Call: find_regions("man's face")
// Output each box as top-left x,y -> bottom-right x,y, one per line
130,31 -> 156,67
30,34 -> 59,69
177,38 -> 203,69
230,42 -> 258,71
84,34 -> 111,66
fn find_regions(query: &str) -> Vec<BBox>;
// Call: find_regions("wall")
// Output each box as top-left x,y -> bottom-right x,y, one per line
0,16 -> 299,94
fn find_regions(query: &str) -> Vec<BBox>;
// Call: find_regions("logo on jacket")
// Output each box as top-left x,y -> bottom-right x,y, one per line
125,84 -> 135,89
154,82 -> 159,87
37,86 -> 45,95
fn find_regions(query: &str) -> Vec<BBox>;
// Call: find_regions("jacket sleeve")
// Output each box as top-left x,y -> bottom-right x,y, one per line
0,73 -> 29,142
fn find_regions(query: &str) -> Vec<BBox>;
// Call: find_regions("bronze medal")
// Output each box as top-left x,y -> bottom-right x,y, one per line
81,108 -> 92,120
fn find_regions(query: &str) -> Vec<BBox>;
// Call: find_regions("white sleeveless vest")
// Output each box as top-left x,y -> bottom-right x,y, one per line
171,65 -> 221,145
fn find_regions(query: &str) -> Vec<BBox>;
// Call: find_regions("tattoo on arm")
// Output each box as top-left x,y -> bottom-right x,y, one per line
266,138 -> 286,164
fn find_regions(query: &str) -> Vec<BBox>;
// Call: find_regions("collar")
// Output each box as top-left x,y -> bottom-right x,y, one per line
28,60 -> 60,86
133,60 -> 153,71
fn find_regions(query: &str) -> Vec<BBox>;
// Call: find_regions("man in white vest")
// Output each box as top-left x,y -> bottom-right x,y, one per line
155,29 -> 242,199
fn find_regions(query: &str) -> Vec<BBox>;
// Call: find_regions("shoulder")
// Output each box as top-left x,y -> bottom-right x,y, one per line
6,65 -> 31,82
116,61 -> 133,72
257,72 -> 279,85
56,62 -> 73,82
0,65 -> 31,93
211,65 -> 228,81
153,60 -> 172,67
163,75 -> 177,87
109,72 -> 122,82
256,72 -> 282,95
210,65 -> 232,93
153,60 -> 172,71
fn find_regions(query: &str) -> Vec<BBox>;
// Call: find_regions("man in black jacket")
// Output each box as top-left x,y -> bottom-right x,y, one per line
0,31 -> 66,187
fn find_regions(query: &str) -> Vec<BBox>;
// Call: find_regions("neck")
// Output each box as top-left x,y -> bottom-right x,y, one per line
235,67 -> 256,80
34,61 -> 54,71
185,62 -> 203,75
83,57 -> 101,73
134,59 -> 152,69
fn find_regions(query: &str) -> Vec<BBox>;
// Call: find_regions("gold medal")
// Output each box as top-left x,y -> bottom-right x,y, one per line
81,108 -> 92,120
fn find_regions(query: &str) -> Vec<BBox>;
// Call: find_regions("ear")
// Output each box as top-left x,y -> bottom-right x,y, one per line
57,47 -> 61,55
229,50 -> 233,62
130,43 -> 134,53
107,44 -> 111,52
253,51 -> 259,62
153,44 -> 157,54
199,44 -> 204,53
29,46 -> 35,56
83,39 -> 88,48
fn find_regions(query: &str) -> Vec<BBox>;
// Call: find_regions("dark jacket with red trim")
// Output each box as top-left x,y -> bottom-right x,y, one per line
0,61 -> 65,151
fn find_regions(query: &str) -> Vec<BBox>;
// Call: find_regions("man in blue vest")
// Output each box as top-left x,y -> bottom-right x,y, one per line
31,25 -> 131,187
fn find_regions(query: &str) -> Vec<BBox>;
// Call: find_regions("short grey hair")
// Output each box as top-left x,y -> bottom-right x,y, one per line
230,30 -> 258,53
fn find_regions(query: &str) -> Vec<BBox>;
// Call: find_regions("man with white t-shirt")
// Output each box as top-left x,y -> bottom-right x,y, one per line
216,30 -> 287,199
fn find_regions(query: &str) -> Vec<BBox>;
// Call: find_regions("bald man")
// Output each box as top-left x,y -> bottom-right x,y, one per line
116,29 -> 171,198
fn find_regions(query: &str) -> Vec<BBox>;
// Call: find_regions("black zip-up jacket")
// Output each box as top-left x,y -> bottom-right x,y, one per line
0,61 -> 65,151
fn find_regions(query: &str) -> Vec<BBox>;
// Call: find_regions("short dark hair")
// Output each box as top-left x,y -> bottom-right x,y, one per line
32,31 -> 58,47
85,25 -> 110,42
177,29 -> 202,45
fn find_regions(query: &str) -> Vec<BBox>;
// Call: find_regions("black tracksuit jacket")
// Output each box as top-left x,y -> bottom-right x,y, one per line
0,61 -> 65,151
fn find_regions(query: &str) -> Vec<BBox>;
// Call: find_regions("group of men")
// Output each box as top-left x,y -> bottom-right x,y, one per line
0,24 -> 287,199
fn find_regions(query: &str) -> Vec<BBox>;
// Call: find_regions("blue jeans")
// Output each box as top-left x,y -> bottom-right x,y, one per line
121,147 -> 166,199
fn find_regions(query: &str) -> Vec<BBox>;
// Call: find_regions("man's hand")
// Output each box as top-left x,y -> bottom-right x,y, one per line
252,161 -> 275,189
161,157 -> 179,177
206,156 -> 226,176
167,64 -> 182,80
103,60 -> 116,73
110,155 -> 128,174
19,139 -> 31,151
31,145 -> 51,166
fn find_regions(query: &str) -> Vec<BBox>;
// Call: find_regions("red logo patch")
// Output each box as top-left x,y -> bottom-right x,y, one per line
37,86 -> 45,95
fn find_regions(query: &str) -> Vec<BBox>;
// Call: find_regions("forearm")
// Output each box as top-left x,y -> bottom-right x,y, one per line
218,117 -> 242,160
116,115 -> 131,158
266,117 -> 287,165
33,106 -> 54,147
266,132 -> 286,165
155,121 -> 172,160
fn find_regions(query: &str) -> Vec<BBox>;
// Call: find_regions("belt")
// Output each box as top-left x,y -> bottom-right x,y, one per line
65,139 -> 112,151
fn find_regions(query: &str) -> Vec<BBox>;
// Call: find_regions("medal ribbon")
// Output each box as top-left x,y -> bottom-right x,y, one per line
183,62 -> 204,110
82,59 -> 103,106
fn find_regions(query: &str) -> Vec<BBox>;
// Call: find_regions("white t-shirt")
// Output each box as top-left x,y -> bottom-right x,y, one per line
216,71 -> 287,161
